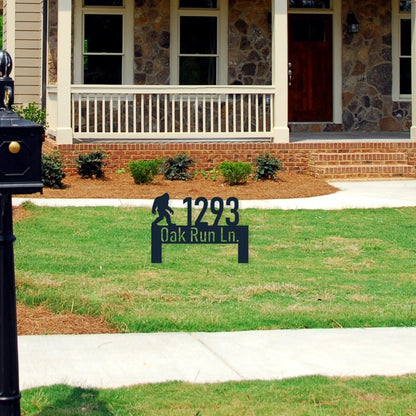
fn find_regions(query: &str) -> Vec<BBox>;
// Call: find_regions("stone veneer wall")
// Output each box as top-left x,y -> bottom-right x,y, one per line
134,0 -> 170,84
342,0 -> 411,132
228,0 -> 271,85
48,0 -> 58,84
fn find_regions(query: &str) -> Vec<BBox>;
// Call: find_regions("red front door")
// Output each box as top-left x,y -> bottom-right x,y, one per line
288,14 -> 333,122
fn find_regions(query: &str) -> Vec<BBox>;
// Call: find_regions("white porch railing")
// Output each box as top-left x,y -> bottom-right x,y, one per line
70,85 -> 275,140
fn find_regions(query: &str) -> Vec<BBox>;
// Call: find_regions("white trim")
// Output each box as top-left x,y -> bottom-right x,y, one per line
332,0 -> 342,124
74,0 -> 134,85
393,0 -> 412,101
170,0 -> 228,85
272,0 -> 289,142
56,0 -> 73,144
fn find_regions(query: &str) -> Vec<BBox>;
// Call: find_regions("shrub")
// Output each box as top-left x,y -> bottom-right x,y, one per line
218,161 -> 252,185
162,153 -> 194,181
41,151 -> 66,189
254,152 -> 283,180
75,150 -> 108,179
196,167 -> 218,182
13,102 -> 48,128
129,159 -> 163,184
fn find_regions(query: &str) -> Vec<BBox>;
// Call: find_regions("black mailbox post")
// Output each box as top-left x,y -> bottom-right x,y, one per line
0,50 -> 44,416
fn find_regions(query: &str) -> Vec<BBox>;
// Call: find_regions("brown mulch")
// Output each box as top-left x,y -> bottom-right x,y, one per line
24,171 -> 338,200
15,171 -> 337,335
17,304 -> 116,335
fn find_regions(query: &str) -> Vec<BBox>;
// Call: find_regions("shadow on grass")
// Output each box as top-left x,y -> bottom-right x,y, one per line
33,387 -> 113,415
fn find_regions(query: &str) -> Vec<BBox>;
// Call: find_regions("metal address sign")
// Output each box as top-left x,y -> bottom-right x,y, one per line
151,194 -> 249,263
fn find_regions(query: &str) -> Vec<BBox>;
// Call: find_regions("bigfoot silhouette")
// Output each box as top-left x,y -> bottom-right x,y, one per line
152,193 -> 174,225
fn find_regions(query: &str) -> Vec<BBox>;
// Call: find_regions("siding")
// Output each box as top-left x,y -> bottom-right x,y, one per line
14,0 -> 42,105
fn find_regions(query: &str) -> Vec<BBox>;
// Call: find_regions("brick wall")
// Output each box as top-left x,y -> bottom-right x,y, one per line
43,139 -> 416,179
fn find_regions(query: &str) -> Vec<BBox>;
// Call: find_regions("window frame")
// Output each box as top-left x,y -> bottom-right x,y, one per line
170,0 -> 228,85
74,0 -> 134,85
392,0 -> 412,101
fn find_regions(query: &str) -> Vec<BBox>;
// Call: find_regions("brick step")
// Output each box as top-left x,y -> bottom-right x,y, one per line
312,164 -> 415,179
312,152 -> 408,166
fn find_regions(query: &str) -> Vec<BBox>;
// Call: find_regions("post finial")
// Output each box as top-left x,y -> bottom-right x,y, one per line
0,50 -> 14,109
0,50 -> 13,78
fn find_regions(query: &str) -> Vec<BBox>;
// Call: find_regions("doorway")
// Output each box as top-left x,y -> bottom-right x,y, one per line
288,14 -> 333,122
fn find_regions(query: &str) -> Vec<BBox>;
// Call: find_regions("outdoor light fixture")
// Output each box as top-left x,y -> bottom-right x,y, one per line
347,12 -> 359,34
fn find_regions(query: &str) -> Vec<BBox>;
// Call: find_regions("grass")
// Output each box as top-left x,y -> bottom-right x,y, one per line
14,205 -> 416,332
21,375 -> 416,415
15,205 -> 416,414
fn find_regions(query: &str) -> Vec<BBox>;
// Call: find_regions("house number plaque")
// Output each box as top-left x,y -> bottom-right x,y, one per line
151,194 -> 249,263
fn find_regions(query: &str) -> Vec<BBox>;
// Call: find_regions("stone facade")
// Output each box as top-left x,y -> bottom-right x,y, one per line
47,0 -> 58,84
342,0 -> 411,132
134,0 -> 170,84
228,0 -> 272,85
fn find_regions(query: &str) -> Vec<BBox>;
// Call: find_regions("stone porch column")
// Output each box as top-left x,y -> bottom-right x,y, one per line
271,0 -> 290,143
412,0 -> 416,140
56,0 -> 73,144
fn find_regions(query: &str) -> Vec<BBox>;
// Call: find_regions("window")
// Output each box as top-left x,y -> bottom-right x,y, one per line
180,16 -> 217,84
74,0 -> 133,84
393,0 -> 411,99
170,0 -> 228,85
289,0 -> 330,8
399,1 -> 411,11
84,14 -> 123,84
399,18 -> 411,95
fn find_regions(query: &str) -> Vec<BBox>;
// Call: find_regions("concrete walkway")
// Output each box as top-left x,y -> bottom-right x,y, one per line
19,328 -> 416,390
15,180 -> 416,390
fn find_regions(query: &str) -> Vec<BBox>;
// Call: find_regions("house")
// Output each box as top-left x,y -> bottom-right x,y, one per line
2,0 -> 416,153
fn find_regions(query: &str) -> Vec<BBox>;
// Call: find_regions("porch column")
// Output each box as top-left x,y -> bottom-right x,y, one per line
271,0 -> 290,143
56,0 -> 73,144
412,1 -> 416,139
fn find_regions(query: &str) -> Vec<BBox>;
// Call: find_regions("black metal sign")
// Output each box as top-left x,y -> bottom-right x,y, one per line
151,194 -> 249,263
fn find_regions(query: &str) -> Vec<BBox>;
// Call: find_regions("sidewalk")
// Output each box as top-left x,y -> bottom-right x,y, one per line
19,328 -> 416,390
16,180 -> 416,390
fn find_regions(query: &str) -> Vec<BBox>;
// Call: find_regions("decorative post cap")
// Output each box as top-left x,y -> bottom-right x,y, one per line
0,50 -> 13,78
0,50 -> 14,109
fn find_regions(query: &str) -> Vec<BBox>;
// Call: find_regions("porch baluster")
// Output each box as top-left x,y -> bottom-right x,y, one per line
133,94 -> 137,134
109,95 -> 113,134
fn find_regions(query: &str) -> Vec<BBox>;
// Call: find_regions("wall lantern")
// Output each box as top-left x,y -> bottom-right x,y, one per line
347,12 -> 359,34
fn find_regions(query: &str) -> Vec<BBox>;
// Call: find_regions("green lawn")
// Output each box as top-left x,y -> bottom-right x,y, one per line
14,205 -> 416,332
21,375 -> 416,415
15,205 -> 416,414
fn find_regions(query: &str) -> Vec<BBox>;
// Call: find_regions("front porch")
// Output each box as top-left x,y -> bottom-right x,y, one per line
41,0 -> 416,144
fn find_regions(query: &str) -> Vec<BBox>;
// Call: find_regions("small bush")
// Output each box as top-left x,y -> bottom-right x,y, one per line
41,151 -> 66,189
254,152 -> 283,180
218,161 -> 253,185
129,159 -> 163,184
162,153 -> 194,181
75,150 -> 108,179
13,102 -> 48,128
196,167 -> 218,181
